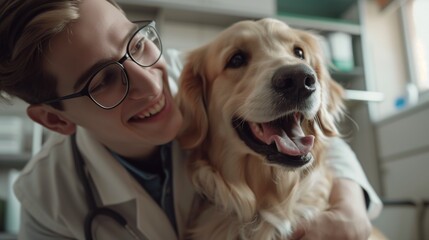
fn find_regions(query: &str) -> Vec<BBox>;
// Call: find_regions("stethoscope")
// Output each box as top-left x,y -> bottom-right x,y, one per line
71,134 -> 142,240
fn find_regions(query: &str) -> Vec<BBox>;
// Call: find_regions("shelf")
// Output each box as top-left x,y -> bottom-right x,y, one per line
117,0 -> 275,27
0,153 -> 30,168
331,67 -> 364,80
0,233 -> 17,240
344,89 -> 384,102
277,0 -> 357,19
276,14 -> 361,35
158,8 -> 256,27
277,0 -> 360,34
344,90 -> 384,112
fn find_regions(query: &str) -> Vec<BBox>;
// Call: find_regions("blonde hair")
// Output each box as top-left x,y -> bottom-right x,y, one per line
0,0 -> 121,108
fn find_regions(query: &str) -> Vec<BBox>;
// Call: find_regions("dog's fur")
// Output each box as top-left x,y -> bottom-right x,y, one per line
176,18 -> 364,240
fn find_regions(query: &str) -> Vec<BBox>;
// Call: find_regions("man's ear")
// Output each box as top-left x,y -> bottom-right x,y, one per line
27,105 -> 76,135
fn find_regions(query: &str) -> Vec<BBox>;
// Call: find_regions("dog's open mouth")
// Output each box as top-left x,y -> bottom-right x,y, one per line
232,112 -> 314,167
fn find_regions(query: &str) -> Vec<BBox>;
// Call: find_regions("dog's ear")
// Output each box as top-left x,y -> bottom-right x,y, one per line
176,49 -> 209,149
325,76 -> 345,120
300,30 -> 345,137
310,39 -> 345,136
317,70 -> 345,137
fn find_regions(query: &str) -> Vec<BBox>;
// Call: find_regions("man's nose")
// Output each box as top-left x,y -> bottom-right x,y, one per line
123,60 -> 163,100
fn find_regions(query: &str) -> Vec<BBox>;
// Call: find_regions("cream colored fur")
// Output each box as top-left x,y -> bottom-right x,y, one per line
177,18 -> 347,240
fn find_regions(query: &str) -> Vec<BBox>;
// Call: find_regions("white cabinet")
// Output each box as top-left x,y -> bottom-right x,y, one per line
376,101 -> 429,240
0,99 -> 33,169
0,99 -> 33,237
372,204 -> 420,240
377,101 -> 429,200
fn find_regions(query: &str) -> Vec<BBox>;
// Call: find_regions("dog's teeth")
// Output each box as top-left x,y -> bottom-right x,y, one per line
250,123 -> 262,136
250,122 -> 268,144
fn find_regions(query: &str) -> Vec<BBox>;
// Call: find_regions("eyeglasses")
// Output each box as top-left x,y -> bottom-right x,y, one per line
41,20 -> 162,110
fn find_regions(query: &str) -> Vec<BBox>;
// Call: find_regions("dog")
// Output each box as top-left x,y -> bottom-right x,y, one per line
176,18 -> 381,240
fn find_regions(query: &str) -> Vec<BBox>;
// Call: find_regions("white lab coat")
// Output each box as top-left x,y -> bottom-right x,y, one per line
13,49 -> 382,240
14,128 -> 195,240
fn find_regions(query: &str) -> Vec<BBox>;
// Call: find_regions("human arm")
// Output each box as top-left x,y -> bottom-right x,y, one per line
291,178 -> 372,240
291,137 -> 382,240
325,137 -> 382,219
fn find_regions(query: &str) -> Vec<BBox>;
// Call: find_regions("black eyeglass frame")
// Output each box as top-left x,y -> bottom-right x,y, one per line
41,20 -> 163,110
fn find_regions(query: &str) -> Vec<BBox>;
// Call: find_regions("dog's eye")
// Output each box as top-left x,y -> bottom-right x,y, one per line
226,51 -> 247,68
294,47 -> 305,60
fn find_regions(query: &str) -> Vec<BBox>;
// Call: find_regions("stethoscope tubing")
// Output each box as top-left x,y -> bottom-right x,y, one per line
71,134 -> 140,240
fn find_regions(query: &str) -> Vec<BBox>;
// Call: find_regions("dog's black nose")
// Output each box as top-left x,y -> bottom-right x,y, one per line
271,64 -> 316,99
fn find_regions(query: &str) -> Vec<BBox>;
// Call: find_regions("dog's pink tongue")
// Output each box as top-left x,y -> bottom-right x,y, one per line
250,120 -> 314,156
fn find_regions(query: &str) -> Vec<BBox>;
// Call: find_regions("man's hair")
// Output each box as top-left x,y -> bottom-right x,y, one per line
0,0 -> 121,109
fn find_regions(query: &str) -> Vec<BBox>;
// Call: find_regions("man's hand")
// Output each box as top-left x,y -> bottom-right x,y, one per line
290,178 -> 372,240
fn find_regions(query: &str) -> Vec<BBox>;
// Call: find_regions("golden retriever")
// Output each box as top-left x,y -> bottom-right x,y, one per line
176,18 -> 380,240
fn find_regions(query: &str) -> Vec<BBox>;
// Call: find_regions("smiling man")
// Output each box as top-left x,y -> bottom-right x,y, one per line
1,0 -> 189,239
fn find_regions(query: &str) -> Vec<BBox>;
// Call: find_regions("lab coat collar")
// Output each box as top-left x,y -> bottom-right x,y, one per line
171,142 -> 195,238
75,128 -> 137,206
75,127 -> 196,239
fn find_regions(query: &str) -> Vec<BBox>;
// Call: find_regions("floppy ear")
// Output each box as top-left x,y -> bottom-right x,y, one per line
27,104 -> 76,135
176,49 -> 209,149
316,70 -> 345,137
325,76 -> 345,119
305,32 -> 345,137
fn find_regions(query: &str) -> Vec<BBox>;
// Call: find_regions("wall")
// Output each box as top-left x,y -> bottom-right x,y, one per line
160,21 -> 224,51
363,0 -> 409,121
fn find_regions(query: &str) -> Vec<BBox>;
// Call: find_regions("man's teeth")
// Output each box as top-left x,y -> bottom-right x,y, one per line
133,96 -> 166,120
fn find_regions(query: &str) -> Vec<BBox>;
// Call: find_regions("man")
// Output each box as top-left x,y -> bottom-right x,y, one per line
0,0 -> 381,239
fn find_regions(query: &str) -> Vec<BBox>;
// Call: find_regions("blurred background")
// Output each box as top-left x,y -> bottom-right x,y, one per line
1,0 -> 428,239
